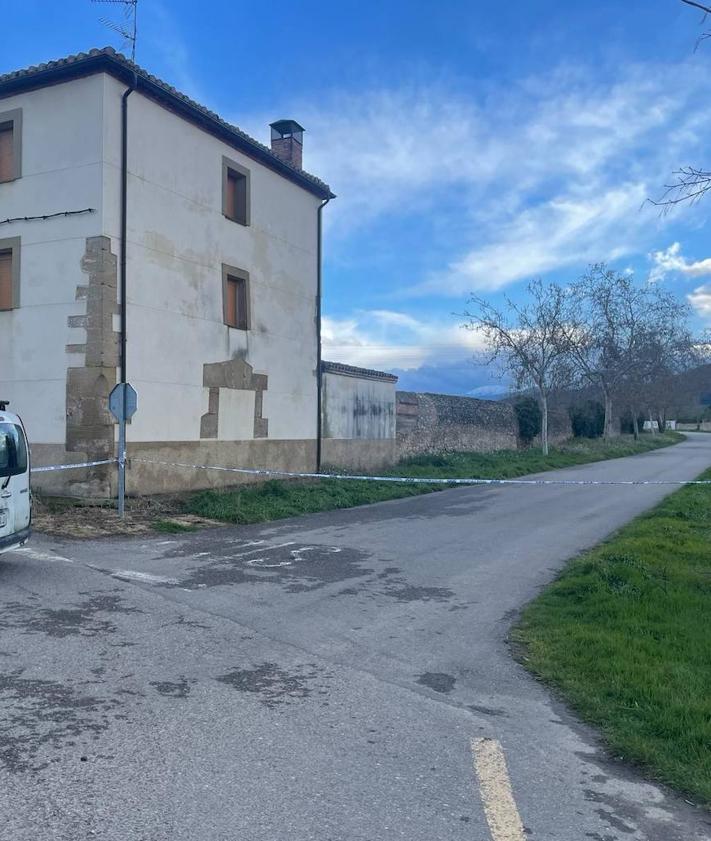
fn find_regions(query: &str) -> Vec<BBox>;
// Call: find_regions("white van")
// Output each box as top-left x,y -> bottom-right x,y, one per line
0,403 -> 31,554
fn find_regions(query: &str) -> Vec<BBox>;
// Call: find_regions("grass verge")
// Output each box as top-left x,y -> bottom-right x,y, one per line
513,468 -> 711,806
152,519 -> 199,534
184,432 -> 682,526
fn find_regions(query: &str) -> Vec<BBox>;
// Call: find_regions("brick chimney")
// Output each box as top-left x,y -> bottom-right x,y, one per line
270,119 -> 304,169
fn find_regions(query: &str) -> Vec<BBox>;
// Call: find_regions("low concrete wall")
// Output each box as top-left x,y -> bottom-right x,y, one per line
31,439 -> 317,498
31,380 -> 578,497
30,443 -> 113,499
321,439 -> 396,472
397,392 -> 518,458
677,421 -> 711,432
321,362 -> 398,470
126,439 -> 316,495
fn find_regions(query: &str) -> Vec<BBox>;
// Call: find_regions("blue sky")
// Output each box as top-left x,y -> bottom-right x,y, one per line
5,0 -> 711,394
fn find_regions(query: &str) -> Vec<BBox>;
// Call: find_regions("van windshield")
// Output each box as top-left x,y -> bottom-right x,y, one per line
0,423 -> 28,479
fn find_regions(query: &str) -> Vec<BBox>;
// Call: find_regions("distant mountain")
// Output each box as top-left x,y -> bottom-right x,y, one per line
388,360 -> 510,398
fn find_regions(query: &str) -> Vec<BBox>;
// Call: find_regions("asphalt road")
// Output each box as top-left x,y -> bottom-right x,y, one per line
1,434 -> 711,841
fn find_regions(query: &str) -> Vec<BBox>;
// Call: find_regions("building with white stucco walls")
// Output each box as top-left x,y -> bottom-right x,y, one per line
0,48 -> 334,496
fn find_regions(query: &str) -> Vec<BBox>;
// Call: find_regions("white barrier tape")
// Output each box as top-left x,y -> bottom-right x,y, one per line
32,458 -> 117,474
131,457 -> 711,487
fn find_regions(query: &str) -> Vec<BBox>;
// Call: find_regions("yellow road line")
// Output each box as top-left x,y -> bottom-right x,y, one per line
471,737 -> 526,841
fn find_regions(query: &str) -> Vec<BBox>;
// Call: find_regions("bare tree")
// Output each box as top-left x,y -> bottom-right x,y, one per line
463,280 -> 569,454
562,265 -> 694,438
622,314 -> 697,436
652,1 -> 711,207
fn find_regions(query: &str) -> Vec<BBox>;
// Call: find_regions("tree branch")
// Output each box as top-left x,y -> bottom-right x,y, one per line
649,166 -> 711,209
681,0 -> 711,14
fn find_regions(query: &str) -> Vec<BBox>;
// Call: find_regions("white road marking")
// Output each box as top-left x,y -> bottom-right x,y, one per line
111,569 -> 178,585
289,546 -> 316,563
246,558 -> 294,568
244,545 -> 344,568
471,738 -> 526,841
232,541 -> 296,558
227,539 -> 265,549
13,547 -> 74,564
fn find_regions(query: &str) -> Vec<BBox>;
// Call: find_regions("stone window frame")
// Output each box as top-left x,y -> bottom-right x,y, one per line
221,264 -> 251,331
221,156 -> 250,226
0,236 -> 21,311
0,108 -> 23,183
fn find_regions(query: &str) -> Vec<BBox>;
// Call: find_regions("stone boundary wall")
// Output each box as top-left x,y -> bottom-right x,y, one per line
677,421 -> 711,432
396,392 -> 518,458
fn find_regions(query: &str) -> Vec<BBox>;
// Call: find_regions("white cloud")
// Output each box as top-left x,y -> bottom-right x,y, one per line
424,184 -> 647,294
322,310 -> 507,394
240,58 -> 711,295
322,310 -> 484,371
688,284 -> 711,320
649,242 -> 711,282
648,244 -> 711,321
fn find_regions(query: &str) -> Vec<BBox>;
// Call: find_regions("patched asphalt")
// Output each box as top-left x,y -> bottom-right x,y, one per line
1,434 -> 711,840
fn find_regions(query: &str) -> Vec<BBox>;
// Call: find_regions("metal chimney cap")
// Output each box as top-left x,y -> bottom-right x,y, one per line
270,119 -> 305,141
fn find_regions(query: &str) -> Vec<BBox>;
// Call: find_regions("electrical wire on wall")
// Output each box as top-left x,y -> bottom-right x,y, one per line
0,208 -> 95,226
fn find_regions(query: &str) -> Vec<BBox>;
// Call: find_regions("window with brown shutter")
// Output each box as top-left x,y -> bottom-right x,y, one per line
0,109 -> 21,183
0,127 -> 13,182
224,275 -> 237,327
222,266 -> 249,330
0,250 -> 14,311
222,158 -> 250,226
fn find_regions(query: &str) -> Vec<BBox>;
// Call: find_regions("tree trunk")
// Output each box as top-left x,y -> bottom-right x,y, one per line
603,391 -> 614,439
648,409 -> 656,434
631,407 -> 639,441
540,391 -> 549,456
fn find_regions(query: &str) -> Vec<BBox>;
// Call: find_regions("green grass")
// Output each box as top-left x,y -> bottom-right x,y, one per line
514,469 -> 711,806
390,432 -> 682,480
184,477 -> 435,524
152,519 -> 199,534
184,433 -> 681,526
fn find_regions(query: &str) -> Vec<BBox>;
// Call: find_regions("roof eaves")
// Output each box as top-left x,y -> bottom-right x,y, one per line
0,48 -> 335,200
321,360 -> 399,383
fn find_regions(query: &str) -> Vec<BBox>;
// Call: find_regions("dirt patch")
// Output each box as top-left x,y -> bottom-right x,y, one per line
32,494 -> 221,539
416,672 -> 456,694
215,662 -> 326,708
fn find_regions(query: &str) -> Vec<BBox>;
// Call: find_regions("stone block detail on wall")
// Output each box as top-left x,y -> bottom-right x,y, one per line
64,236 -> 119,496
200,357 -> 269,440
200,387 -> 220,438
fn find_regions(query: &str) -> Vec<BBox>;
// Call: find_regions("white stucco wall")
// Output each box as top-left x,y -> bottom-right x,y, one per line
0,76 -> 104,445
322,372 -> 397,440
1,69 -> 322,484
100,75 -> 321,444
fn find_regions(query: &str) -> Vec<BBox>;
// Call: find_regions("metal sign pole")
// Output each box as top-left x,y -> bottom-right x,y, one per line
108,382 -> 138,521
117,413 -> 126,519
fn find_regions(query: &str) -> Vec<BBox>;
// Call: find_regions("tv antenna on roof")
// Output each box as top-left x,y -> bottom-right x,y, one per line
92,0 -> 138,61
